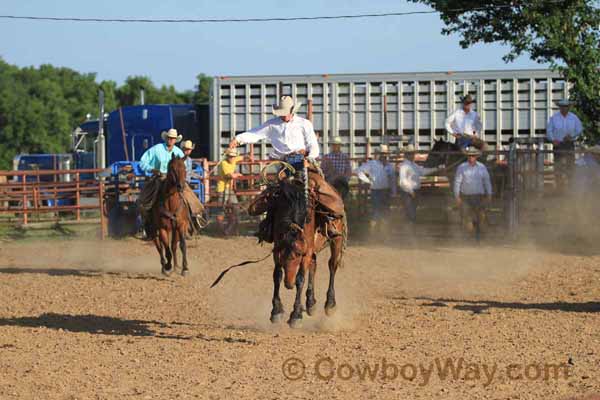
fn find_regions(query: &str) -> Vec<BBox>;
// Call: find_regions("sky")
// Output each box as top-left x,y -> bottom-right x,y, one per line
0,0 -> 547,91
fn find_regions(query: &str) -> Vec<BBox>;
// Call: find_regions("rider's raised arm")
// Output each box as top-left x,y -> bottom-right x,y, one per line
235,121 -> 272,145
303,120 -> 320,159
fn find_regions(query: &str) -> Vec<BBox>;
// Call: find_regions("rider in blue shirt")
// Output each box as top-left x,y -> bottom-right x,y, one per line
137,129 -> 204,236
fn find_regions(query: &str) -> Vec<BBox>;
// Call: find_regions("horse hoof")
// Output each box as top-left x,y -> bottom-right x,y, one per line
288,318 -> 303,329
181,269 -> 189,277
325,305 -> 336,316
270,313 -> 285,324
307,305 -> 317,316
161,267 -> 173,276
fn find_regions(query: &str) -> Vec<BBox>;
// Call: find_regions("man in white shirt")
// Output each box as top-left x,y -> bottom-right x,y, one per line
398,145 -> 441,224
228,96 -> 344,241
356,145 -> 396,225
454,147 -> 493,237
547,99 -> 583,187
445,94 -> 486,151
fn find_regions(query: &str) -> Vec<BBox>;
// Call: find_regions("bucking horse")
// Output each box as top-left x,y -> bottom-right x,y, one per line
212,161 -> 346,328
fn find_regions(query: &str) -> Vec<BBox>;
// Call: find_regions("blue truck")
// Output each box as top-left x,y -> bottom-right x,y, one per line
14,103 -> 210,235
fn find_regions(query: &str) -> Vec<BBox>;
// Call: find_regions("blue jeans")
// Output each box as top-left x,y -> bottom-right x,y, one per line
401,190 -> 417,223
370,189 -> 390,220
456,135 -> 472,149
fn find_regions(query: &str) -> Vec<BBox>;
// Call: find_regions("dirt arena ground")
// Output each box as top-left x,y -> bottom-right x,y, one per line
0,233 -> 599,399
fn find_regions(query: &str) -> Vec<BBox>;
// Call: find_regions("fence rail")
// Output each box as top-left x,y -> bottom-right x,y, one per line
0,168 -> 108,238
1,147 -> 593,238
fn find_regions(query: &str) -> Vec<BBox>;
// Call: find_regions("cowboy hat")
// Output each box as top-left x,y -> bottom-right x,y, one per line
377,144 -> 390,154
460,94 -> 476,104
403,144 -> 417,153
465,147 -> 481,156
180,140 -> 195,150
272,96 -> 302,117
331,136 -> 343,145
224,148 -> 238,157
161,128 -> 182,143
556,99 -> 576,107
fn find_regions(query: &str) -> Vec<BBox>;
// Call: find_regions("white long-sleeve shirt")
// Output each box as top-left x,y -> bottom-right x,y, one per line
454,161 -> 492,199
546,111 -> 583,142
235,115 -> 319,159
398,160 -> 437,194
445,109 -> 483,137
356,160 -> 395,190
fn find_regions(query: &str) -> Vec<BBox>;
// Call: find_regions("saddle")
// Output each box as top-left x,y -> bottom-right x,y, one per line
249,168 -> 346,244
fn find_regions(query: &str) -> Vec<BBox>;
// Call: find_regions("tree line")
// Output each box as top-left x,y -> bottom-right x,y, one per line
0,58 -> 211,169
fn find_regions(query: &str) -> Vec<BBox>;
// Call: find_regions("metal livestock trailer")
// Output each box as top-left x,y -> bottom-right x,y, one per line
209,69 -> 570,160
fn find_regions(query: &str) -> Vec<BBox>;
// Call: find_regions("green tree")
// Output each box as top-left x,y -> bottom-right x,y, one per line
193,73 -> 213,105
410,0 -> 600,140
0,58 -> 212,169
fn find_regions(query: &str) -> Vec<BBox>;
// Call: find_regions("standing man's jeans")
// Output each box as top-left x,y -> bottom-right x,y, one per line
400,190 -> 417,223
370,189 -> 390,220
460,194 -> 486,233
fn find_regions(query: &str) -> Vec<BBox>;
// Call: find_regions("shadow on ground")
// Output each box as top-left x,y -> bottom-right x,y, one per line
399,297 -> 600,314
0,313 -> 257,344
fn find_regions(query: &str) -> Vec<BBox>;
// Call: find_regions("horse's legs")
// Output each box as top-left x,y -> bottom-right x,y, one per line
305,254 -> 317,316
179,226 -> 189,276
171,227 -> 179,272
289,258 -> 308,328
153,235 -> 167,269
325,236 -> 343,316
160,229 -> 173,276
270,262 -> 285,323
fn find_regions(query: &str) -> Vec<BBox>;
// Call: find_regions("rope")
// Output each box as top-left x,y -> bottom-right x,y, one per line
210,251 -> 273,288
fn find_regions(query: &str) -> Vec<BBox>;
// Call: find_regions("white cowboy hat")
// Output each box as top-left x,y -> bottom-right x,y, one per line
180,140 -> 195,150
161,128 -> 182,143
332,136 -> 343,145
377,144 -> 390,154
465,147 -> 481,156
556,99 -> 576,107
272,96 -> 302,117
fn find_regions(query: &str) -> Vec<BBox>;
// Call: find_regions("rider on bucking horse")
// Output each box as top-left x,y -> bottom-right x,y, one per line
228,96 -> 345,241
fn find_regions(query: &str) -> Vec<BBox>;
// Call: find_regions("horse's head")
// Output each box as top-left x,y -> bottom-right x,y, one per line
423,138 -> 460,168
167,154 -> 187,192
273,180 -> 312,290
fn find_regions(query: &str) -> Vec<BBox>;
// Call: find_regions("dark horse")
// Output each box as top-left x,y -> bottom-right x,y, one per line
424,138 -> 507,190
423,138 -> 465,173
270,175 -> 345,328
152,155 -> 190,276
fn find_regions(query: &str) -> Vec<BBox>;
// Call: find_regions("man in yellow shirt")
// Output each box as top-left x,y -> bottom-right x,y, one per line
217,149 -> 243,206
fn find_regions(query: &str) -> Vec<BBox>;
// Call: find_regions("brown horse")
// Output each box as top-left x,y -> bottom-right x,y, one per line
152,155 -> 190,276
270,176 -> 345,328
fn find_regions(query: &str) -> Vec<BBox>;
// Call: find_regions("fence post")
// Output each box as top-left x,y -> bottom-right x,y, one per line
21,175 -> 28,225
98,178 -> 107,239
75,172 -> 81,221
202,158 -> 210,203
507,142 -> 518,237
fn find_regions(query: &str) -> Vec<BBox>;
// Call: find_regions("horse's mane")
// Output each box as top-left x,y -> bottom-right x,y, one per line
166,156 -> 186,188
275,179 -> 310,250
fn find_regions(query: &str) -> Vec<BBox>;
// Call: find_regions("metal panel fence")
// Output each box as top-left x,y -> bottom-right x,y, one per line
210,69 -> 568,160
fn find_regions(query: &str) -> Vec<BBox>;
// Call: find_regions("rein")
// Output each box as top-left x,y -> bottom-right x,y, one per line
210,251 -> 273,288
